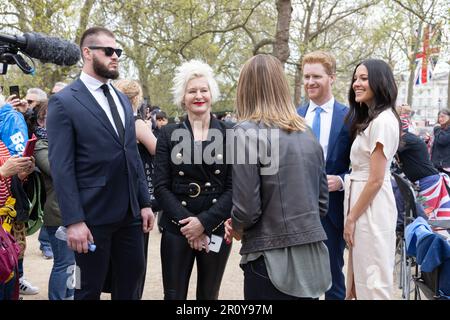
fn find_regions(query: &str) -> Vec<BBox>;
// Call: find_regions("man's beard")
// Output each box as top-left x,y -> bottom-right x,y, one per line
93,56 -> 119,79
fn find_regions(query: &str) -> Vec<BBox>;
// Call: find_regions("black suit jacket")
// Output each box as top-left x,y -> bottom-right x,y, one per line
47,78 -> 151,227
154,115 -> 232,236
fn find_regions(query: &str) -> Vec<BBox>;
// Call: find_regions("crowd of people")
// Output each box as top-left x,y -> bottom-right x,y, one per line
1,26 -> 449,300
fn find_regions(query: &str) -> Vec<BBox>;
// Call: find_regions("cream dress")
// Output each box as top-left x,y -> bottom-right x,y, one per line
344,109 -> 399,300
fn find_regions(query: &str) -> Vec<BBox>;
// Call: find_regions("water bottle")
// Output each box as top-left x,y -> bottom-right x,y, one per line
55,226 -> 96,252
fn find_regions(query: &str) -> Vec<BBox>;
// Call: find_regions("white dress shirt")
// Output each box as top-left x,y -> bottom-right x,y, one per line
305,97 -> 334,160
79,72 -> 126,135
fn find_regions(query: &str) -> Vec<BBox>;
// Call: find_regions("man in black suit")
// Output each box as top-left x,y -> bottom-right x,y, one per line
47,27 -> 154,300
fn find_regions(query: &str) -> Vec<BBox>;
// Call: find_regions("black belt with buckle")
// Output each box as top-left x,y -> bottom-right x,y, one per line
172,182 -> 222,198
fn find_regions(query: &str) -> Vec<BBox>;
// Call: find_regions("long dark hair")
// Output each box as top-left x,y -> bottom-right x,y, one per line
345,59 -> 400,140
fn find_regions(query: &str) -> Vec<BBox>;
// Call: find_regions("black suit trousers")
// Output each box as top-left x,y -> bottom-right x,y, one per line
74,213 -> 145,300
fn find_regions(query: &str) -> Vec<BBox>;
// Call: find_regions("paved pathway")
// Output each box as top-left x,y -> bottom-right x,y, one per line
22,230 -> 406,300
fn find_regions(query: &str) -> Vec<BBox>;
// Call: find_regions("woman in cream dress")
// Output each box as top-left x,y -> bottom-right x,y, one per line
344,59 -> 400,300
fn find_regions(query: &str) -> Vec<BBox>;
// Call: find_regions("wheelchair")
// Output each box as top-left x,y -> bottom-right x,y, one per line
393,172 -> 417,300
394,172 -> 450,300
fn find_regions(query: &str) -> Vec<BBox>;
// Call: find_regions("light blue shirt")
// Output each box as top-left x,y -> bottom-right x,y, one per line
305,97 -> 334,160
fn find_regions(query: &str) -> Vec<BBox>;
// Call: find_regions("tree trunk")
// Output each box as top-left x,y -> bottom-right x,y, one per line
294,63 -> 303,106
75,0 -> 95,44
294,1 -> 314,107
406,67 -> 415,105
272,0 -> 292,67
447,68 -> 450,109
407,22 -> 422,106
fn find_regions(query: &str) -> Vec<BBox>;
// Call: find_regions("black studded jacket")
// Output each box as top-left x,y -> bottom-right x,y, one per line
154,115 -> 233,236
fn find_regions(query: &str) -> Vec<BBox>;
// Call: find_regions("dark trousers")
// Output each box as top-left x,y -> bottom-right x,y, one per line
321,216 -> 346,300
101,231 -> 148,299
74,213 -> 145,300
242,256 -> 317,300
160,230 -> 231,300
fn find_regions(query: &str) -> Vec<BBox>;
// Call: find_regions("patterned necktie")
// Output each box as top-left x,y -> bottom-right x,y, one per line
312,106 -> 323,141
100,84 -> 125,143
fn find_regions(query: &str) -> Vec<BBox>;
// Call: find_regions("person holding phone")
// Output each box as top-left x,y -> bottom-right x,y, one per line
24,88 -> 47,111
9,86 -> 20,100
154,59 -> 232,300
23,135 -> 37,158
6,86 -> 28,115
0,95 -> 28,157
0,139 -> 35,300
0,91 -> 41,296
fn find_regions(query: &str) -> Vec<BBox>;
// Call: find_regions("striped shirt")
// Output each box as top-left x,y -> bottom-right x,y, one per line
0,140 -> 12,207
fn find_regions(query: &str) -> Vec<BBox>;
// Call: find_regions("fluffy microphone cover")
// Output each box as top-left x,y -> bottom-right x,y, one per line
23,32 -> 80,66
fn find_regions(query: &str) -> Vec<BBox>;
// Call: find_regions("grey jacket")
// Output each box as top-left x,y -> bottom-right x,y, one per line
231,121 -> 328,254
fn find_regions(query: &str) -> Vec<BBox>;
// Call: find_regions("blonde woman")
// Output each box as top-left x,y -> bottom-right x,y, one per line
154,60 -> 232,300
115,79 -> 157,155
225,54 -> 331,300
114,79 -> 157,298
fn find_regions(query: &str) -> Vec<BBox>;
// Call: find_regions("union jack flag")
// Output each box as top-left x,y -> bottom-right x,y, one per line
418,173 -> 450,220
414,24 -> 441,85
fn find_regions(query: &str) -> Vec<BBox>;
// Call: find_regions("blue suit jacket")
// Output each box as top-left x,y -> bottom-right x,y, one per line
297,101 -> 351,229
47,79 -> 151,227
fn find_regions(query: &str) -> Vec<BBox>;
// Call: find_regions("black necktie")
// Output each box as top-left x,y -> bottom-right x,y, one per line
101,84 -> 125,143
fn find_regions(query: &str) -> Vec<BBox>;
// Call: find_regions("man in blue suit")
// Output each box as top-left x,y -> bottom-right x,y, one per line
47,27 -> 154,300
297,51 -> 351,300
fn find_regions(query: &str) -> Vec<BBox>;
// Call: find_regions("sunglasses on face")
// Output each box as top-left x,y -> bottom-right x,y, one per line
27,99 -> 36,104
88,46 -> 123,57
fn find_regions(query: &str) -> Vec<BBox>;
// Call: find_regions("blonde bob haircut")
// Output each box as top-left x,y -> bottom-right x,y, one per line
114,79 -> 143,112
235,54 -> 306,132
172,59 -> 220,109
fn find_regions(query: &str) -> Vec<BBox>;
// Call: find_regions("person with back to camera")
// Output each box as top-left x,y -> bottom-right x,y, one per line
395,112 -> 450,220
114,78 -> 157,298
154,59 -> 232,300
225,54 -> 331,300
344,59 -> 400,299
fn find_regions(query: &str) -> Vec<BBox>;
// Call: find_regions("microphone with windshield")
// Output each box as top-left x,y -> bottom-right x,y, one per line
0,32 -> 81,74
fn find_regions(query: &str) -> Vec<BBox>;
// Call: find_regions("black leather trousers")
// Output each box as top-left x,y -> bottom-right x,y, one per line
160,230 -> 231,300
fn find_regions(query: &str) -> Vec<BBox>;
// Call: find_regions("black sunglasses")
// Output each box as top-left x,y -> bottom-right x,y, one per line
88,46 -> 123,57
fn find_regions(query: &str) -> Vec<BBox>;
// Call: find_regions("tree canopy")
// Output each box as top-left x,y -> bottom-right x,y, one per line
1,0 -> 448,115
